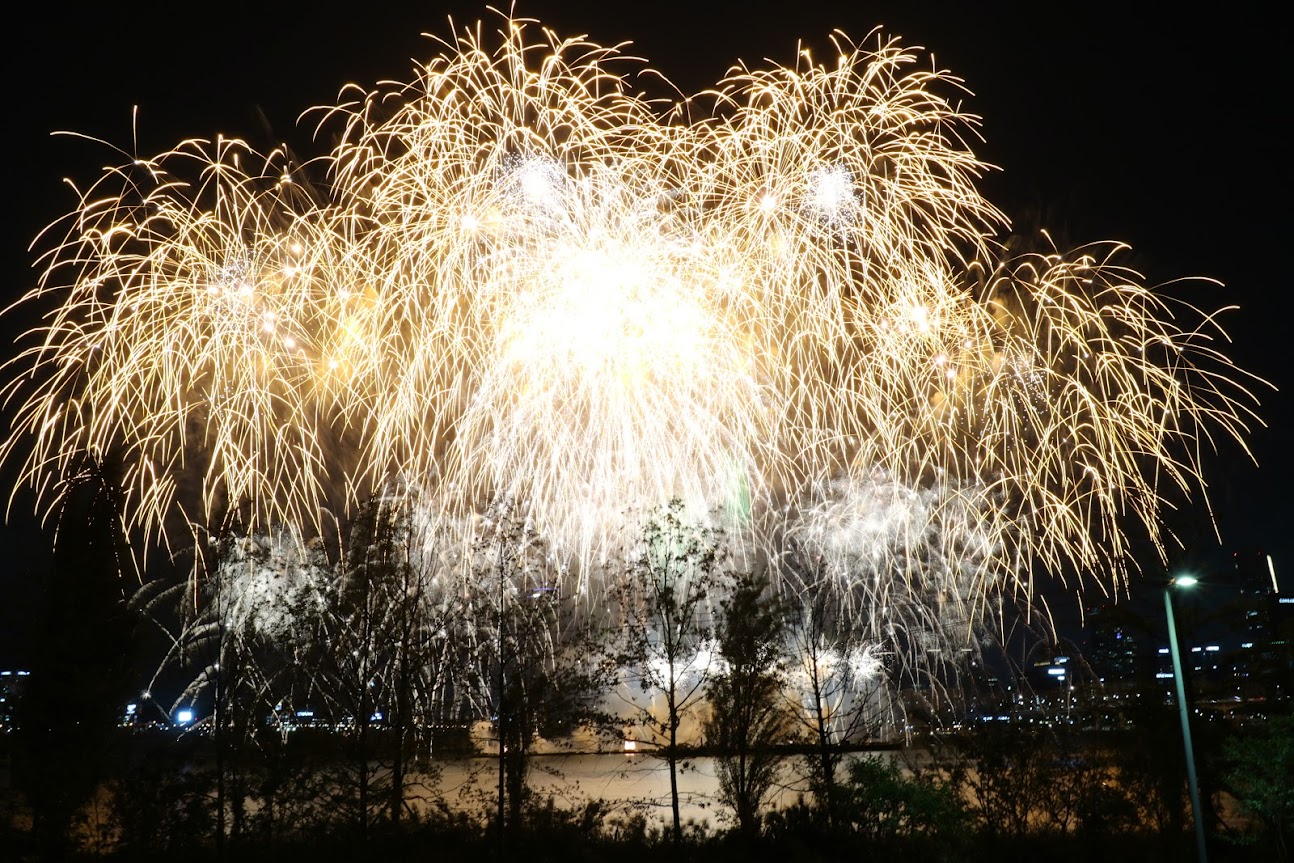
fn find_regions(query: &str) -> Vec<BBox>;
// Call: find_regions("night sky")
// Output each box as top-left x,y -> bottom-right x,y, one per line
1,2 -> 1288,667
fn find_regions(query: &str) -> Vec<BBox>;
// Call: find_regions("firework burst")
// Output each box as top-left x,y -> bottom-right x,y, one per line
0,14 -> 1262,666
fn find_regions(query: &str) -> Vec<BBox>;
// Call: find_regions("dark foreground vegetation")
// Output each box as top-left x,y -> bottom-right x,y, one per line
2,713 -> 1289,863
3,462 -> 1289,860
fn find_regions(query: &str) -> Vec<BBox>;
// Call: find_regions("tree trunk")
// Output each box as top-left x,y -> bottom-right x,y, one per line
813,681 -> 836,823
668,714 -> 682,843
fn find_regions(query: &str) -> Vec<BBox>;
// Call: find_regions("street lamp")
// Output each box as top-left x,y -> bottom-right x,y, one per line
1165,574 -> 1207,863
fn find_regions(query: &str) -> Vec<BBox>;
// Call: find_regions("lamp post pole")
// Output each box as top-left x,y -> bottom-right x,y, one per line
1164,578 -> 1208,863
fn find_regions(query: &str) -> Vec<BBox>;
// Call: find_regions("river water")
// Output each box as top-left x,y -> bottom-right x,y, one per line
411,751 -> 895,831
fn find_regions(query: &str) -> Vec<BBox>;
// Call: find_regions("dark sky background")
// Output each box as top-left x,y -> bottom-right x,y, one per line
1,2 -> 1288,668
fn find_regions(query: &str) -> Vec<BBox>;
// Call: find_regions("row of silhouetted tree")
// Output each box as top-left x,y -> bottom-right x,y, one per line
3,465 -> 1291,861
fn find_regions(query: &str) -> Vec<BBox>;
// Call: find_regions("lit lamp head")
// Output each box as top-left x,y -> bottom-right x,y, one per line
1171,574 -> 1200,589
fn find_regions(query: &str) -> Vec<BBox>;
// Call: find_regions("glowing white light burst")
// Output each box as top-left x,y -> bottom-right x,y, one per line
458,164 -> 764,559
213,530 -> 329,643
0,14 -> 1263,671
805,165 -> 856,224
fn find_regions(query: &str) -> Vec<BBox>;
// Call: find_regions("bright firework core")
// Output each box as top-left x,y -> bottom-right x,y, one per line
502,242 -> 704,377
0,15 -> 1262,666
463,157 -> 762,557
806,165 -> 856,224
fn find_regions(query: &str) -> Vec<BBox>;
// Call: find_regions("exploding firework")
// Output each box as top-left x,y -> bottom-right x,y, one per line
0,14 -> 1262,673
0,137 -> 337,551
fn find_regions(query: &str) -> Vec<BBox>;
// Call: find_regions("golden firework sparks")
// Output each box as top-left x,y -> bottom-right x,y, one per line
0,14 -> 1264,661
